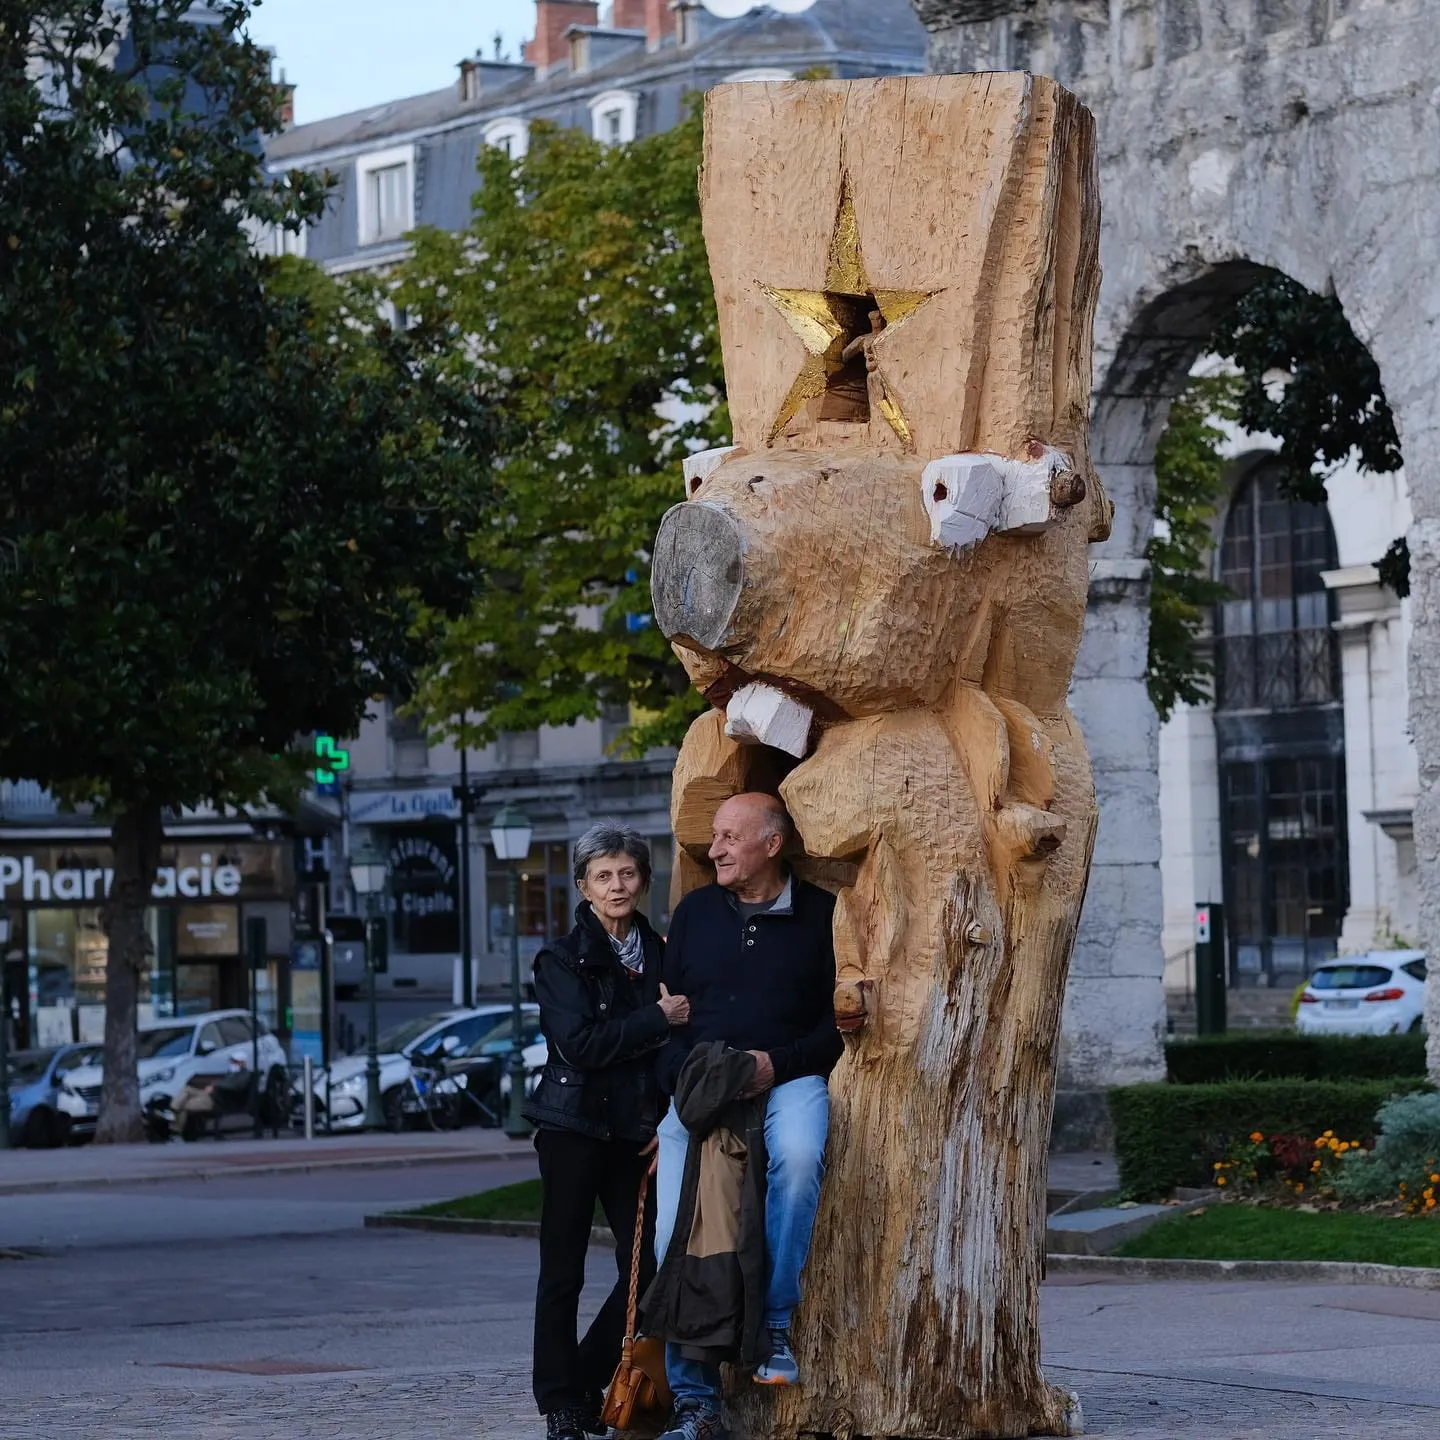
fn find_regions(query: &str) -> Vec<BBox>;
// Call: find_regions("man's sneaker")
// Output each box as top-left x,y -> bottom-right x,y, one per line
546,1408 -> 590,1440
753,1328 -> 800,1386
657,1405 -> 728,1440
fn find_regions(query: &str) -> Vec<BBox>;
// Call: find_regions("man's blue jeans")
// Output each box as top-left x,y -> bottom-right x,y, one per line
653,1074 -> 830,1412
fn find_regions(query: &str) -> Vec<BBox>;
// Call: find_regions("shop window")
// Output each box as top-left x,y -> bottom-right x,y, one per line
385,825 -> 461,955
487,840 -> 572,958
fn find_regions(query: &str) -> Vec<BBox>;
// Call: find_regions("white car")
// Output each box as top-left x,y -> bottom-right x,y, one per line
62,1009 -> 288,1113
306,1004 -> 544,1131
1296,952 -> 1427,1035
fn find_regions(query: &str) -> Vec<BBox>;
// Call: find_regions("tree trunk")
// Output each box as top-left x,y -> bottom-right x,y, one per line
96,803 -> 164,1145
651,75 -> 1104,1436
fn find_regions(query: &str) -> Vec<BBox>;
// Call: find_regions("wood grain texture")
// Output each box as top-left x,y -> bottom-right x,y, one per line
654,73 -> 1105,1438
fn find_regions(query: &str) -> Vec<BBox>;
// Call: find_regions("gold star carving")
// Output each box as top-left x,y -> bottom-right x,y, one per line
760,179 -> 935,448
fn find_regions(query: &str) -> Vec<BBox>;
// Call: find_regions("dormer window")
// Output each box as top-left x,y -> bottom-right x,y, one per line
588,89 -> 638,146
482,117 -> 529,160
356,144 -> 415,247
570,31 -> 591,73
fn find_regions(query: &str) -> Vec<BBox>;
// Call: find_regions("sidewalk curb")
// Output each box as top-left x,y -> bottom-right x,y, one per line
1046,1253 -> 1440,1288
0,1146 -> 526,1198
363,1218 -> 1440,1289
365,1213 -> 615,1246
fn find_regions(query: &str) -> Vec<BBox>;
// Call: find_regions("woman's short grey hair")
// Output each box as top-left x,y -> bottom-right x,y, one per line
573,821 -> 652,891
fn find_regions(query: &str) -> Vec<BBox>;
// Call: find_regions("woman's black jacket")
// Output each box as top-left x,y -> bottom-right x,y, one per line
522,903 -> 669,1143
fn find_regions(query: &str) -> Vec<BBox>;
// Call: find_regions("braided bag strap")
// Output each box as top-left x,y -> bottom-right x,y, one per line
623,1168 -> 649,1345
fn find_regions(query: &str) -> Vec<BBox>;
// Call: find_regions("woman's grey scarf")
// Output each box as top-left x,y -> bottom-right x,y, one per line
607,918 -> 645,975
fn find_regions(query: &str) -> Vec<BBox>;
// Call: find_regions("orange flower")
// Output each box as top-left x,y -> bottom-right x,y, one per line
1249,1131 -> 1264,1144
1217,1176 -> 1227,1186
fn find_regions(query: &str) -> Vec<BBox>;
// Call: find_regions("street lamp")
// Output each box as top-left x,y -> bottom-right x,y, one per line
350,836 -> 389,1132
0,910 -> 11,1151
489,804 -> 533,1139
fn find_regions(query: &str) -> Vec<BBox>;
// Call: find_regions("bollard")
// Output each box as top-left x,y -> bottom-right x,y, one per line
302,1055 -> 315,1141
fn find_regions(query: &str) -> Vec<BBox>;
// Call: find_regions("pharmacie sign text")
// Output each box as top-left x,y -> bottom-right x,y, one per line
1,853 -> 243,904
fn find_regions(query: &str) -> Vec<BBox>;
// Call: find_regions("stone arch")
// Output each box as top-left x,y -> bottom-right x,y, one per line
914,0 -> 1440,1098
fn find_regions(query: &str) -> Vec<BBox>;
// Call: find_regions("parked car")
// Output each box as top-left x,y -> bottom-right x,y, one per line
61,1009 -> 288,1111
303,1004 -> 544,1131
6,1043 -> 104,1147
1296,951 -> 1427,1035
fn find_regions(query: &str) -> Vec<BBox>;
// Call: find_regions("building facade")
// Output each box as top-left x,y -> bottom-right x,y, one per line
0,785 -> 304,1050
1160,429 -> 1416,998
267,2 -> 926,999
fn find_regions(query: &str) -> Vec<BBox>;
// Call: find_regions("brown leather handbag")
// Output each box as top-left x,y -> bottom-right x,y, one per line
601,1170 -> 672,1432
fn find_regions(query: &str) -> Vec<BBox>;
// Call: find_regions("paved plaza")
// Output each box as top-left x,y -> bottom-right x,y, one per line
2,1158 -> 1439,1439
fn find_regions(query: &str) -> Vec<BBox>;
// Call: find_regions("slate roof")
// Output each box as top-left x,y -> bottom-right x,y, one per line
267,0 -> 926,164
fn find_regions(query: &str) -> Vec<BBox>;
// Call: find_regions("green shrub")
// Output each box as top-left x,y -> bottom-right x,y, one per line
1333,1092 -> 1440,1212
1164,1032 -> 1426,1085
1108,1078 -> 1432,1200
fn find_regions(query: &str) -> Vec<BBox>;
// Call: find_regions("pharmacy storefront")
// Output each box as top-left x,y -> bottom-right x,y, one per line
0,840 -> 293,1048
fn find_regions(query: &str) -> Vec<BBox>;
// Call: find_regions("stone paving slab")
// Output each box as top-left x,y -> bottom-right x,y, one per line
5,1361 -> 1440,1439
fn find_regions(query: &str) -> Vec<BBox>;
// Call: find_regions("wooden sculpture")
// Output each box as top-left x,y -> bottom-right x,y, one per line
649,75 -> 1108,1438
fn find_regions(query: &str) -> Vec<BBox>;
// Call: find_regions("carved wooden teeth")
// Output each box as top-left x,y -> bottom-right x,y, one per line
723,681 -> 814,758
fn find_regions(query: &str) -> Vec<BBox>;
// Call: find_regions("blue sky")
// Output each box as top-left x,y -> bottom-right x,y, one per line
248,0 -> 537,124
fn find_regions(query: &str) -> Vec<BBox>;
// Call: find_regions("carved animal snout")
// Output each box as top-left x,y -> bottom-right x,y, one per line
651,501 -> 745,652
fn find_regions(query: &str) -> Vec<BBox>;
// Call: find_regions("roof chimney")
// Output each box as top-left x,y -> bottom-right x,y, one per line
458,58 -> 480,103
276,70 -> 296,130
611,0 -> 646,29
644,0 -> 676,50
527,0 -> 600,72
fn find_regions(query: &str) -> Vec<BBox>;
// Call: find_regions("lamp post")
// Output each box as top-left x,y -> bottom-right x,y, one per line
488,804 -> 533,1139
349,837 -> 389,1132
0,910 -> 11,1151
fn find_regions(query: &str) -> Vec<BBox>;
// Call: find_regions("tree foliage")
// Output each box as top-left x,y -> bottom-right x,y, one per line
1146,375 -> 1241,722
1150,273 -> 1407,712
0,1 -> 497,1139
1210,275 -> 1402,506
397,110 -> 725,754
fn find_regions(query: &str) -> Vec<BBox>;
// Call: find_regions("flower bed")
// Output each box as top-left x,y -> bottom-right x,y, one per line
1107,1078 -> 1432,1200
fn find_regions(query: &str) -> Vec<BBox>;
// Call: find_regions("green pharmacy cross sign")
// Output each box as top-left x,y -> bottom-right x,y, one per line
314,735 -> 351,790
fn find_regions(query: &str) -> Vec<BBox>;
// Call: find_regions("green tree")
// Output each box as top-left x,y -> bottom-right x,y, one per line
0,1 -> 496,1141
397,111 -> 725,754
1148,275 -> 1405,713
1146,374 -> 1241,721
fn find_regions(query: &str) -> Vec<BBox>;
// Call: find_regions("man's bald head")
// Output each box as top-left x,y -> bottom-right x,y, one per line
710,792 -> 791,901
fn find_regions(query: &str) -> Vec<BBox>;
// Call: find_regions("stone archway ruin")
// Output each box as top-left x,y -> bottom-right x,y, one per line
912,0 -> 1440,1090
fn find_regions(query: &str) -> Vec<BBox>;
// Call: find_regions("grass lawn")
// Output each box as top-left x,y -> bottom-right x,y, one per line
1117,1204 -> 1440,1267
408,1179 -> 545,1223
403,1179 -> 606,1225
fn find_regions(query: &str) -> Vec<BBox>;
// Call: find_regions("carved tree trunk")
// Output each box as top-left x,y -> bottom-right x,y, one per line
650,75 -> 1106,1437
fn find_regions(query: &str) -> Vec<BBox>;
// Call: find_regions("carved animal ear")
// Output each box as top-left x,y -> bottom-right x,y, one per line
920,446 -> 1081,555
681,445 -> 742,497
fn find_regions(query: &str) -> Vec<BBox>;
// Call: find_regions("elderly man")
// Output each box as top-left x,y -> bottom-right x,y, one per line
653,792 -> 841,1440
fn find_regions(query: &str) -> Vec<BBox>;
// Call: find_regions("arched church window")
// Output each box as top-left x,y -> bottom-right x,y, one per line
1215,464 -> 1339,710
1213,462 -> 1346,983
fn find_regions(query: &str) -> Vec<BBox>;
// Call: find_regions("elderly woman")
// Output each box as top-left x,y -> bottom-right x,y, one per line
525,821 -> 690,1440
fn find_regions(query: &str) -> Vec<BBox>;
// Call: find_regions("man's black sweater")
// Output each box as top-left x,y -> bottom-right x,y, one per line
656,875 -> 842,1095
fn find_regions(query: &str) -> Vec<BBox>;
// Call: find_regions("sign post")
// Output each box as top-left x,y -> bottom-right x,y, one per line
1194,901 -> 1227,1036
245,916 -> 267,1136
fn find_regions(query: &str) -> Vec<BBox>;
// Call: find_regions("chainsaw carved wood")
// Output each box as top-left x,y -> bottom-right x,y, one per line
650,74 -> 1107,1438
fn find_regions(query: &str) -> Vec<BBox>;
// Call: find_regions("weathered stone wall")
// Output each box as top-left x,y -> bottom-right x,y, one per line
912,0 -> 1440,1096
